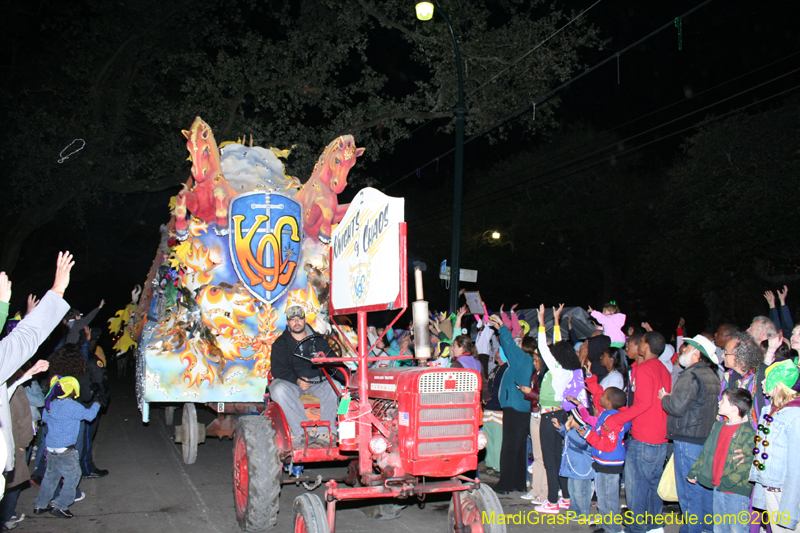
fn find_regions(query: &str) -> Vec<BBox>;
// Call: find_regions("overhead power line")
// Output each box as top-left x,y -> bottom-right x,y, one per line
383,0 -> 717,191
406,82 -> 800,229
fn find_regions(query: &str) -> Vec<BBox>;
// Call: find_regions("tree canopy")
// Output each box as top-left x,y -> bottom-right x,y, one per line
0,0 -> 602,274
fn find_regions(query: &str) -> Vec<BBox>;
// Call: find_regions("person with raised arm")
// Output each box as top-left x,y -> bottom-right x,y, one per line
0,252 -> 74,492
531,304 -> 586,514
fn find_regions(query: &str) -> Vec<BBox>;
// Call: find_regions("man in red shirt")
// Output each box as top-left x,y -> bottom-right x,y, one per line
604,331 -> 672,533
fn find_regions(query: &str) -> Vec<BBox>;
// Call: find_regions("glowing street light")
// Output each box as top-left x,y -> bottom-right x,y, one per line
491,231 -> 500,240
416,1 -> 466,313
415,2 -> 434,21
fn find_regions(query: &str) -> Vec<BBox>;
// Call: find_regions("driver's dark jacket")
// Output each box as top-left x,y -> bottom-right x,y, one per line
270,326 -> 333,383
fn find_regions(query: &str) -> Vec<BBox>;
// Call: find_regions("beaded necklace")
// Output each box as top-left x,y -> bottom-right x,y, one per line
752,410 -> 777,471
752,399 -> 800,470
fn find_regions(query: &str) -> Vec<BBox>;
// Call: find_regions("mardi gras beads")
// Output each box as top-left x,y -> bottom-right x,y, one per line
753,413 -> 775,470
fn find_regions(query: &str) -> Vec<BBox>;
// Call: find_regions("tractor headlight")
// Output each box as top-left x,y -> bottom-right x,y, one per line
477,431 -> 488,450
369,436 -> 389,455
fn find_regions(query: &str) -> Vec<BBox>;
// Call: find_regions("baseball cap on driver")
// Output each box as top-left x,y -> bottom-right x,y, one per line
286,306 -> 305,320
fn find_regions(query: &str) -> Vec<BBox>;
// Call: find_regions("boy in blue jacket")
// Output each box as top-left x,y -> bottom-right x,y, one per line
552,414 -> 595,521
569,387 -> 631,533
33,376 -> 100,519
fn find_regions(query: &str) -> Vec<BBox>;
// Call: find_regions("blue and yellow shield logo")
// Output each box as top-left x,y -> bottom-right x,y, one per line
228,191 -> 303,304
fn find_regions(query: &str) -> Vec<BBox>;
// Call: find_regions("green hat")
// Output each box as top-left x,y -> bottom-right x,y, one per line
765,359 -> 800,393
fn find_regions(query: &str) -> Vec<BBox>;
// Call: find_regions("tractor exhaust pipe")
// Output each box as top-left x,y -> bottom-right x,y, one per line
411,263 -> 430,362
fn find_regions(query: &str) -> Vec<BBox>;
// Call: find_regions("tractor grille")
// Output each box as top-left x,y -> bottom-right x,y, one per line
418,440 -> 474,456
419,424 -> 473,438
419,392 -> 474,406
419,407 -> 473,422
419,372 -> 478,394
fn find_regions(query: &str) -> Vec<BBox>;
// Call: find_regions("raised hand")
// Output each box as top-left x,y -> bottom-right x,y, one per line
764,290 -> 776,309
0,272 -> 10,304
641,322 -> 653,332
767,333 -> 784,354
84,325 -> 92,340
499,304 -> 504,313
511,303 -> 518,311
51,251 -> 75,294
537,304 -> 546,327
99,299 -> 105,308
456,305 -> 467,318
587,305 -> 594,313
27,359 -> 49,377
488,316 -> 503,330
553,303 -> 565,322
778,285 -> 789,306
26,294 -> 40,316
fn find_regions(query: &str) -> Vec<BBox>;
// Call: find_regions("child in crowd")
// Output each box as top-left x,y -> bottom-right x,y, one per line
32,376 -> 100,519
589,302 -> 627,347
551,414 -> 595,521
687,388 -> 756,533
568,387 -> 631,533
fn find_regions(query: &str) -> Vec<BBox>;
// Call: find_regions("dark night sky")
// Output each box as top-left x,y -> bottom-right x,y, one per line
5,0 -> 799,333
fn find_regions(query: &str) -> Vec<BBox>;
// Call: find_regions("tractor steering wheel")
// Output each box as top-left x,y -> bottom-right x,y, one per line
290,333 -> 345,385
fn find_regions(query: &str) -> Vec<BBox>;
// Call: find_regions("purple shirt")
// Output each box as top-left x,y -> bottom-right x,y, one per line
454,354 -> 483,373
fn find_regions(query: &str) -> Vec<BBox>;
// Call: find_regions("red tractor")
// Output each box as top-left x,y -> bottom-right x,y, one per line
232,266 -> 506,531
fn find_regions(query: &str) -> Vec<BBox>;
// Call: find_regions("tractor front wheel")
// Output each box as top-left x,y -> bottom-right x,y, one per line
448,484 -> 506,533
233,416 -> 282,531
293,493 -> 330,533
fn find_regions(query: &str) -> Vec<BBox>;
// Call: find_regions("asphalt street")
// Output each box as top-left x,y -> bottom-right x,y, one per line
12,375 -> 683,533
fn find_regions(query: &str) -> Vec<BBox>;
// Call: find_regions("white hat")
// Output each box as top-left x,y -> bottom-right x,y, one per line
683,334 -> 719,365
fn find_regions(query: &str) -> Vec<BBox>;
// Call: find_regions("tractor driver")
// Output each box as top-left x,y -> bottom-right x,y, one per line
269,305 -> 339,448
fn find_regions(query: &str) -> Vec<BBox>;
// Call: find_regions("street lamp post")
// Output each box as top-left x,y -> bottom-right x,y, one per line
416,1 -> 466,313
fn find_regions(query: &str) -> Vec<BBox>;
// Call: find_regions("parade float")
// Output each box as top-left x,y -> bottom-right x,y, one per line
114,117 -> 365,463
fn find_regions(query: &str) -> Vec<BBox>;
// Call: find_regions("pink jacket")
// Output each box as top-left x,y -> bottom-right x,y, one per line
590,311 -> 626,344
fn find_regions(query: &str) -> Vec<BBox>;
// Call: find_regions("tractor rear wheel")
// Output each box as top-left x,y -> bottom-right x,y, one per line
448,484 -> 506,533
233,416 -> 282,531
293,493 -> 330,533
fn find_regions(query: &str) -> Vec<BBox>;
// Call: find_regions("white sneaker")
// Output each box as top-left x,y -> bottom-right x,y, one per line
521,491 -> 537,500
